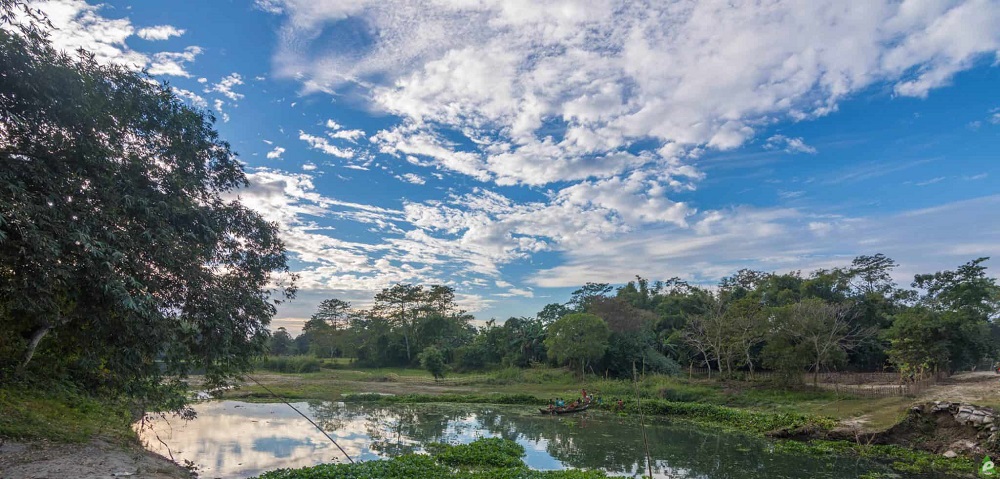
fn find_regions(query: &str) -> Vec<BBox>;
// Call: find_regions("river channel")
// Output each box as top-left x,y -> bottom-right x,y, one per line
138,400 -> 936,478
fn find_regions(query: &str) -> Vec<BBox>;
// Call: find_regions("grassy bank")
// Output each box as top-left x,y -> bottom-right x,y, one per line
774,440 -> 977,476
0,385 -> 135,443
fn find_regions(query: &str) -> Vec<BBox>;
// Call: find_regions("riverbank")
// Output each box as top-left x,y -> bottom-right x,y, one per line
218,364 -> 998,476
0,387 -> 193,479
222,364 -> 990,433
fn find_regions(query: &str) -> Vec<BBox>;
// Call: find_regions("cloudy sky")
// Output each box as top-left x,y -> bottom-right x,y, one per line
28,0 -> 1000,333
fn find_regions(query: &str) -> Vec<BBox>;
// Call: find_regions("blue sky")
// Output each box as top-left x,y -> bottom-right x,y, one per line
30,0 -> 999,334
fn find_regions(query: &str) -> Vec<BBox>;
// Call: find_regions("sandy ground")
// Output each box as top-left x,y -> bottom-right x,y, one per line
919,371 -> 1000,405
0,438 -> 191,479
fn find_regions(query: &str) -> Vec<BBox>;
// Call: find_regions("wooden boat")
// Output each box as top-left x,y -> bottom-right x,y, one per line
539,400 -> 591,415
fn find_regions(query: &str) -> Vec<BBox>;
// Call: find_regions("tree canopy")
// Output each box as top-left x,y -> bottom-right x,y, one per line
544,313 -> 610,376
0,16 -> 294,407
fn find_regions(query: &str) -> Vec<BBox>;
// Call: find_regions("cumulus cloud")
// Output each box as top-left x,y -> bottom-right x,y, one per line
299,131 -> 354,158
148,46 -> 202,77
261,0 -> 1000,188
171,87 -> 207,108
232,168 -> 507,313
266,146 -> 286,159
21,1 -> 200,76
206,73 -> 245,102
137,25 -> 185,40
397,173 -> 426,185
530,195 -> 1000,288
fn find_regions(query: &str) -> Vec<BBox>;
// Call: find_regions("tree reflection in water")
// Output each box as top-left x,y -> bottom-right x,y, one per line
307,402 -> 886,479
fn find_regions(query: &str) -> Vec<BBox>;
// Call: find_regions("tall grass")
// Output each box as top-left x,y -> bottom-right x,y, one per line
257,356 -> 322,373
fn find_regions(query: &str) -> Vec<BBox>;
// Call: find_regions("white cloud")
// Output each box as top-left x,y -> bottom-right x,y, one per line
25,0 -> 144,68
530,195 -> 1000,288
915,176 -> 946,186
373,123 -> 490,181
263,0 -> 1000,188
302,163 -> 317,171
137,25 -> 185,40
207,73 -> 245,102
330,129 -> 366,143
397,173 -> 426,185
266,146 -> 286,159
171,87 -> 207,108
21,1 -> 202,77
765,135 -> 818,154
148,46 -> 202,77
299,131 -> 354,158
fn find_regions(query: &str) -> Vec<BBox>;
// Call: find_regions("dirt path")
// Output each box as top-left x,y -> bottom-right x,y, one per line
0,438 -> 191,479
918,371 -> 1000,406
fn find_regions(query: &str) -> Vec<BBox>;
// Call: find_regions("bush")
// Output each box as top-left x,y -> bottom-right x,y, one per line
453,344 -> 488,371
643,351 -> 682,376
257,356 -> 322,373
419,346 -> 447,380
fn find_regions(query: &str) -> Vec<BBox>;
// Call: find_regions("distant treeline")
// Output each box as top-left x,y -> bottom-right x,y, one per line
271,255 -> 999,382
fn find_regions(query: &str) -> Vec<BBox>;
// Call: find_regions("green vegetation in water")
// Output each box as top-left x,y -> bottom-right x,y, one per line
606,398 -> 837,434
343,392 -> 543,405
341,391 -> 835,436
774,440 -> 977,476
0,386 -> 133,443
251,437 -> 608,479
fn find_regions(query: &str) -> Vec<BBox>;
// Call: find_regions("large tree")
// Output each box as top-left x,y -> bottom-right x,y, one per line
767,299 -> 869,385
0,19 -> 293,404
544,313 -> 610,376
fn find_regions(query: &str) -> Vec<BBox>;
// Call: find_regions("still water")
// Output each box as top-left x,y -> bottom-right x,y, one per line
138,400 -> 905,479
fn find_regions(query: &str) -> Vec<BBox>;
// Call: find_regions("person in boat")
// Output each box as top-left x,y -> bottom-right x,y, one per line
556,398 -> 564,408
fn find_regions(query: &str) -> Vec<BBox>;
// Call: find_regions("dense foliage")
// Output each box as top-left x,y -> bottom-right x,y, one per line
283,255 -> 998,381
0,10 -> 293,408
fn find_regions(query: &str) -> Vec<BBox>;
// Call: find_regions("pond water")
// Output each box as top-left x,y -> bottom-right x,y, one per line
137,400 -> 925,479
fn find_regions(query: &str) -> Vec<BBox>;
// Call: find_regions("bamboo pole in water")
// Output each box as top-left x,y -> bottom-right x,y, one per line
248,375 -> 355,464
633,362 -> 653,479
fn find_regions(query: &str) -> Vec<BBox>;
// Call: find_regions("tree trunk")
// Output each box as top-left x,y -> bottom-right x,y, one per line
17,323 -> 52,374
403,332 -> 411,361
